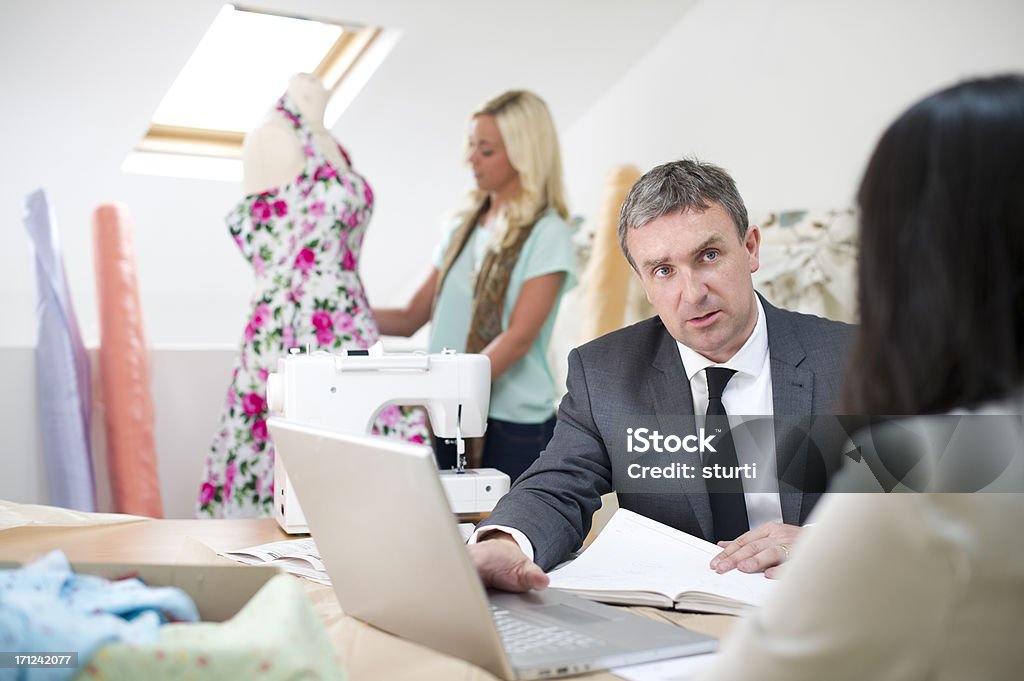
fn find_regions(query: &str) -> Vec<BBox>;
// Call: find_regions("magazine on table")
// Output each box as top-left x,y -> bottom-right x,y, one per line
219,523 -> 476,586
219,537 -> 330,585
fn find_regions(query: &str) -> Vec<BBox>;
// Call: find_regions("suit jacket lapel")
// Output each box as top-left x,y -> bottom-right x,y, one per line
762,296 -> 815,524
647,324 -> 714,540
649,325 -> 693,416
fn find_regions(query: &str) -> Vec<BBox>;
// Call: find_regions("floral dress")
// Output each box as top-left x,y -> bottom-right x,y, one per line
198,94 -> 428,518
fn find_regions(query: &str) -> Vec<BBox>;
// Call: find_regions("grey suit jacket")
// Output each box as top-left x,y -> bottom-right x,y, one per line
480,295 -> 857,570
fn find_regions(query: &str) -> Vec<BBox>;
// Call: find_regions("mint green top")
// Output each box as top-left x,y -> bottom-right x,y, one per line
429,210 -> 577,423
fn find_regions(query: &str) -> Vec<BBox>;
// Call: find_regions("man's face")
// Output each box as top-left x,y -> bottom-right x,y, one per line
625,203 -> 760,363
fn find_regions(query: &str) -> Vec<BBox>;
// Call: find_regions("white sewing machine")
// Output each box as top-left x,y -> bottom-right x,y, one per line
266,342 -> 511,533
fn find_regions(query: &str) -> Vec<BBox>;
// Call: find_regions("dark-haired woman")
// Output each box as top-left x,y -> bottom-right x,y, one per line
698,75 -> 1024,681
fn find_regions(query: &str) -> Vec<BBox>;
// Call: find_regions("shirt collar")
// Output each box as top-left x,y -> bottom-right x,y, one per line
677,294 -> 768,381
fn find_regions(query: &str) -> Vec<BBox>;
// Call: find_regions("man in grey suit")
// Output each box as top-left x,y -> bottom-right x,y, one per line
469,159 -> 856,592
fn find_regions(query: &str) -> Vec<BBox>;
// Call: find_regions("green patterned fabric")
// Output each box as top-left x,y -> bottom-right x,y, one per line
75,574 -> 345,681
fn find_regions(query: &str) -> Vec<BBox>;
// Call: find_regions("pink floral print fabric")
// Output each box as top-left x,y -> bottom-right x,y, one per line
198,94 -> 428,518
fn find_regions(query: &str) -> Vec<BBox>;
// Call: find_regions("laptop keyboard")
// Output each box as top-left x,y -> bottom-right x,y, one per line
491,606 -> 603,656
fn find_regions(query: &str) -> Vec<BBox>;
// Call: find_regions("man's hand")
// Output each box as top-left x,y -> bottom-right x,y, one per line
709,522 -> 802,579
468,531 -> 549,592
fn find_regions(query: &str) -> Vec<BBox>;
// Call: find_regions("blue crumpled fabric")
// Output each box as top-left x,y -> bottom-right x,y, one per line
0,551 -> 199,681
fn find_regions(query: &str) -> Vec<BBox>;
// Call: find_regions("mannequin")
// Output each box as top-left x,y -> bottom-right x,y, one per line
241,72 -> 348,196
200,72 -> 430,519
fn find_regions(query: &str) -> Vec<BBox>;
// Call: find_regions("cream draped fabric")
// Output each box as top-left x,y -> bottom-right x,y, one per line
547,166 -> 651,396
750,209 -> 858,324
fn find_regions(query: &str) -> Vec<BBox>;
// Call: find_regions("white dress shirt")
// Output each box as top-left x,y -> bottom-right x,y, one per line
677,295 -> 783,530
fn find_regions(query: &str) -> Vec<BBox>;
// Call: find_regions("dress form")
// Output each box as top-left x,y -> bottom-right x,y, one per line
241,72 -> 348,196
202,81 -> 430,517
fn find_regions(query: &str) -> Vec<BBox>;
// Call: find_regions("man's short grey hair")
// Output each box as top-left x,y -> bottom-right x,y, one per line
617,158 -> 749,270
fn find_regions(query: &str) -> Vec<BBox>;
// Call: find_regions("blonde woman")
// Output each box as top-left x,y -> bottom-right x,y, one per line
375,90 -> 577,482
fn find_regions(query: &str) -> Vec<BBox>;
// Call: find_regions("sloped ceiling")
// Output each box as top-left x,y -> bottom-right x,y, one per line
0,0 -> 697,345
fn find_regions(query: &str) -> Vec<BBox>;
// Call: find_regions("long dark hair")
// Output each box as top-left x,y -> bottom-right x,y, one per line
844,75 -> 1024,414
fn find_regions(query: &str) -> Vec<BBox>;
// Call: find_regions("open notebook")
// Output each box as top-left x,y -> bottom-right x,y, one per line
547,509 -> 777,616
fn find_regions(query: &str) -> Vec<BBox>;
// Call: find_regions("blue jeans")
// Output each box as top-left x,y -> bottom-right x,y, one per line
434,416 -> 556,484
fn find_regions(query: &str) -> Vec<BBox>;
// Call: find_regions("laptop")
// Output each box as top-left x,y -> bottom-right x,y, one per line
267,417 -> 717,680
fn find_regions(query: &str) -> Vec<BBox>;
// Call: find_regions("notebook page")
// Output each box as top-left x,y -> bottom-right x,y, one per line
547,509 -> 775,607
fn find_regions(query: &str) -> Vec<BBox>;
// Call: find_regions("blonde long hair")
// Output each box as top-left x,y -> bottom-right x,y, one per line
458,90 -> 568,245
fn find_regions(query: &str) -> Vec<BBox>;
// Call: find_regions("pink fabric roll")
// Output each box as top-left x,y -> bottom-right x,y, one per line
92,203 -> 163,517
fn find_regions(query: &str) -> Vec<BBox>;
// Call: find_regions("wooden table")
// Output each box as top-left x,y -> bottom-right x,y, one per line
0,518 -> 284,564
0,517 -> 732,680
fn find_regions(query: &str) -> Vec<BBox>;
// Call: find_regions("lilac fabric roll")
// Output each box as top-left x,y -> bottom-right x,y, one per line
22,188 -> 97,511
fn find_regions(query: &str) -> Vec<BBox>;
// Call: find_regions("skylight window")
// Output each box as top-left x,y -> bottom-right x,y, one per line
123,4 -> 394,181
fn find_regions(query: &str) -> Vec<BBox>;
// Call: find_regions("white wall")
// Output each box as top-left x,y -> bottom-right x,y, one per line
562,0 -> 1024,226
4,0 -> 1021,350
0,347 -> 235,518
0,0 -> 695,348
1,1 -> 248,348
0,349 -> 47,505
